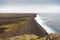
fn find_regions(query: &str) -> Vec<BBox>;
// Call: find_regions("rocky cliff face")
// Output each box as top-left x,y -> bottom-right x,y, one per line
0,13 -> 48,39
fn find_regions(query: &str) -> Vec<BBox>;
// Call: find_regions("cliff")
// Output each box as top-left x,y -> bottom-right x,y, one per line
0,13 -> 48,39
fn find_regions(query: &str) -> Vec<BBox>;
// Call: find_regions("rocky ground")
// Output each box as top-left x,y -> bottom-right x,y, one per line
0,33 -> 60,40
9,33 -> 60,40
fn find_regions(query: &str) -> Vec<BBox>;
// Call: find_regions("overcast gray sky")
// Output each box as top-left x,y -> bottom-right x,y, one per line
0,0 -> 59,5
0,0 -> 60,13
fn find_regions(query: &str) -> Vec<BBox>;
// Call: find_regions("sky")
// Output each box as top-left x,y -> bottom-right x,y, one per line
0,0 -> 60,13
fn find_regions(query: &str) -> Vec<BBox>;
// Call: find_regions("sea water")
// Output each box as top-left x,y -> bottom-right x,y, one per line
35,13 -> 60,34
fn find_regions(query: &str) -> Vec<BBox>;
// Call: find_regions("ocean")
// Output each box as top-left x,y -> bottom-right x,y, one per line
35,13 -> 60,34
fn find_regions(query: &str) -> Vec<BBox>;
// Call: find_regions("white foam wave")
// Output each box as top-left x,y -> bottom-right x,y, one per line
35,15 -> 56,33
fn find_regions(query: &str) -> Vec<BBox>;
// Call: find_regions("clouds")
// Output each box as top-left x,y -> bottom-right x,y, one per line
0,0 -> 60,5
0,0 -> 59,13
0,5 -> 60,13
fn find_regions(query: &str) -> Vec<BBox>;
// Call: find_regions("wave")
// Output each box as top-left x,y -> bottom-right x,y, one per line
35,15 -> 56,33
